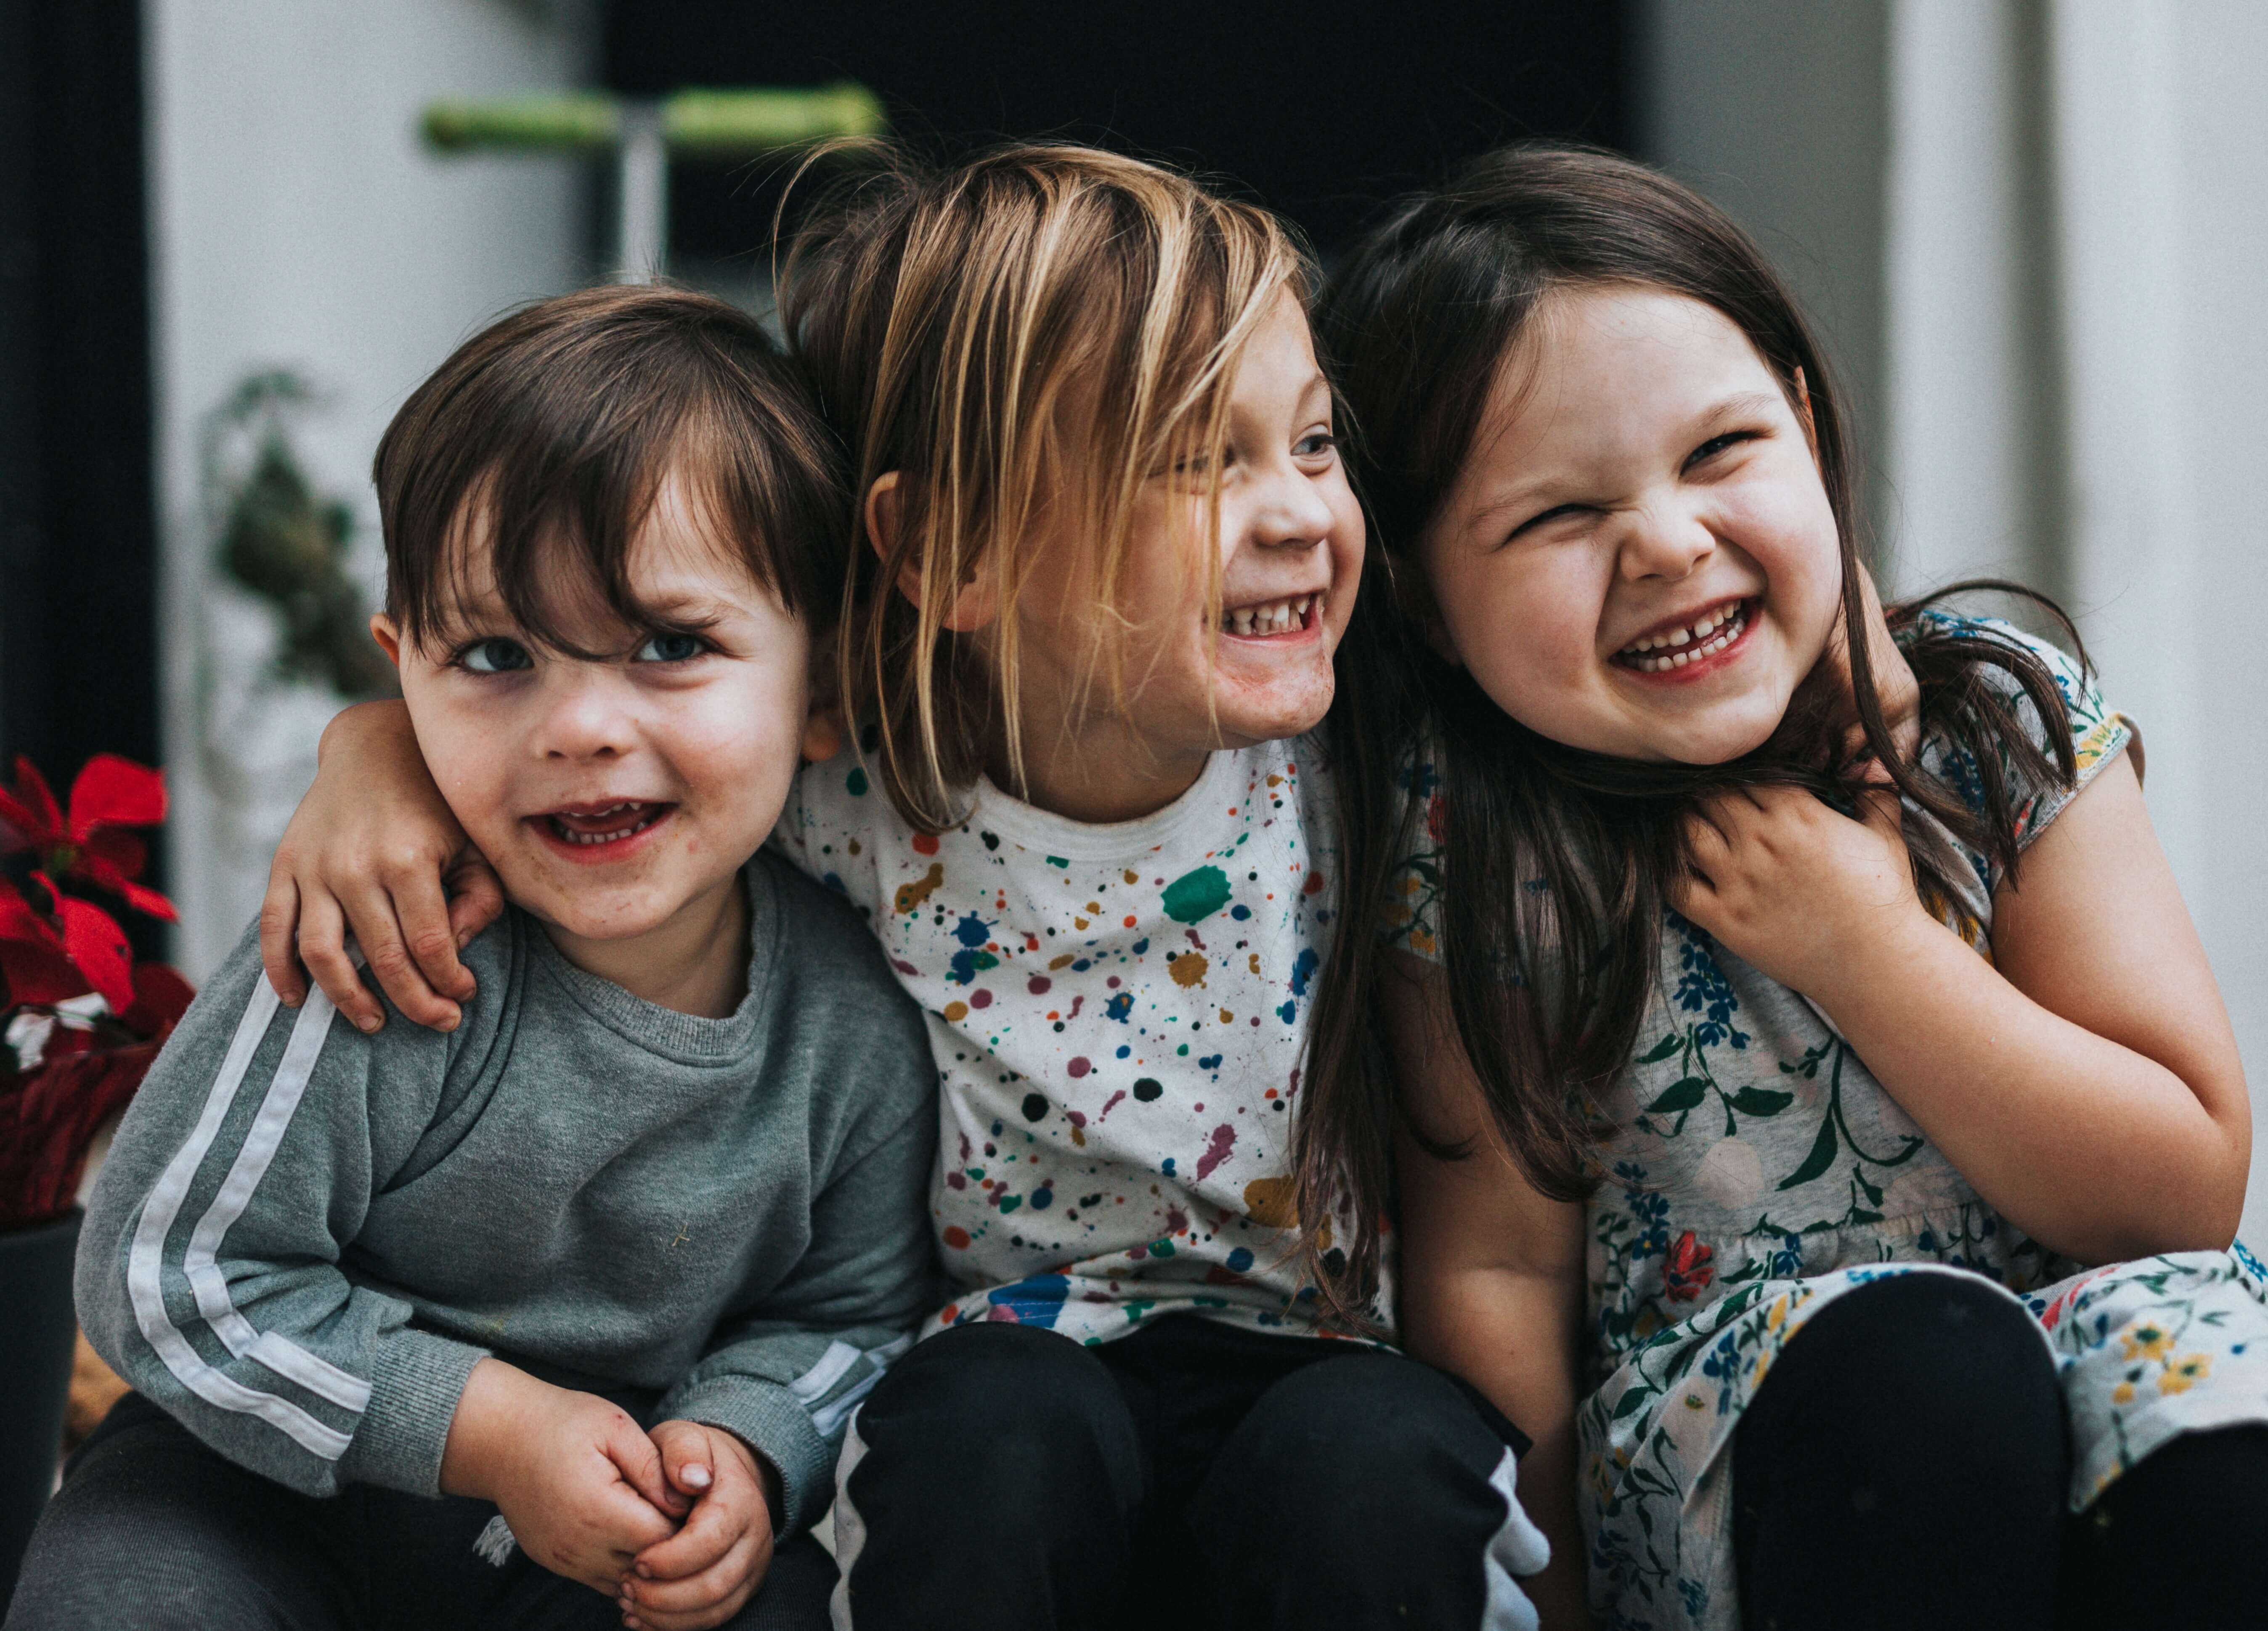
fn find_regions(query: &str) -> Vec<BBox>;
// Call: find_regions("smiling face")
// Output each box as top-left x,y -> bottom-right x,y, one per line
1418,284 -> 1845,765
1005,290 -> 1365,815
374,472 -> 827,973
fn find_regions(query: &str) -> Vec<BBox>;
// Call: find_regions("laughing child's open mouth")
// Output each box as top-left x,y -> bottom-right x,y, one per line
1613,597 -> 1752,674
1220,590 -> 1324,638
540,800 -> 672,849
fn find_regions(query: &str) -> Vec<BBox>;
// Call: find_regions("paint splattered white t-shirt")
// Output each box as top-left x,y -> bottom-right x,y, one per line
775,732 -> 1388,1346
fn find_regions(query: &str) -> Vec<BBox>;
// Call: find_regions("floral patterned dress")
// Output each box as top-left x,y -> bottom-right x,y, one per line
1387,617 -> 2268,1631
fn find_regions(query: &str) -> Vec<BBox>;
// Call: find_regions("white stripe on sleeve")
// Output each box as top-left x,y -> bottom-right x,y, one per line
125,979 -> 358,1459
181,995 -> 372,1412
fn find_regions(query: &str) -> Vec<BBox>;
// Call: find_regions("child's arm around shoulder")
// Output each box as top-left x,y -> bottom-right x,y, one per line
260,698 -> 505,1034
1386,949 -> 1594,1631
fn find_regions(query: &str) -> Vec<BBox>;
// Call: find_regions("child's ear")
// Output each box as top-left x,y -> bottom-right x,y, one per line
799,626 -> 846,764
1791,367 -> 1821,459
866,471 -> 996,632
369,613 -> 405,668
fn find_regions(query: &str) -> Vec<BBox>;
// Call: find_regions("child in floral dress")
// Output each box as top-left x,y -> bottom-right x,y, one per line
1309,145 -> 2268,1631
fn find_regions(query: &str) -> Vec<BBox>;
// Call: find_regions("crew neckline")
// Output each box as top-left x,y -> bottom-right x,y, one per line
965,746 -> 1252,862
528,856 -> 782,1063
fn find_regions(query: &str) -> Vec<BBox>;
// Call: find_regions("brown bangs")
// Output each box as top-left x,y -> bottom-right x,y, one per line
375,282 -> 844,655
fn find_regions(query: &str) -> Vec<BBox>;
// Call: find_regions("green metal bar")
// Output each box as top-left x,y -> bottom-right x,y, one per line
663,84 -> 886,154
421,94 -> 621,154
420,83 -> 884,157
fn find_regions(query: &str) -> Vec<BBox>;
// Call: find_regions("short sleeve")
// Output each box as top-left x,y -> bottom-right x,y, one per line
1911,613 -> 2137,858
1378,747 -> 1447,962
769,748 -> 891,921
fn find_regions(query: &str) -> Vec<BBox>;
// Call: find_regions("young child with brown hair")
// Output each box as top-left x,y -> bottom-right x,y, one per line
9,284 -> 939,1631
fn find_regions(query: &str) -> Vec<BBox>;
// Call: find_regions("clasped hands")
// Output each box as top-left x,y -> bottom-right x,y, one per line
441,1360 -> 782,1631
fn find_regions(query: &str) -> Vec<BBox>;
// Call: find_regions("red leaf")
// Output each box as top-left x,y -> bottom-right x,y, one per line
121,880 -> 179,922
0,935 -> 89,1007
0,1040 -> 163,1227
82,830 -> 148,880
68,755 -> 167,842
0,876 -> 54,945
56,897 -> 134,1013
74,844 -> 177,922
4,756 -> 63,844
122,962 -> 196,1036
0,789 -> 48,854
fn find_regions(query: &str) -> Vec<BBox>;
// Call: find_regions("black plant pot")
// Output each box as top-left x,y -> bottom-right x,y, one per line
0,1208 -> 82,1605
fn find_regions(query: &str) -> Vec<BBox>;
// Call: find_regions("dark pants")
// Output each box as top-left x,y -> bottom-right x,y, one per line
834,1314 -> 1543,1631
4,1393 -> 834,1631
1734,1271 -> 2268,1631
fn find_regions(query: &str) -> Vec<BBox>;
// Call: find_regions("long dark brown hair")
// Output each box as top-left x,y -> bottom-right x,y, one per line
1295,143 -> 2082,1318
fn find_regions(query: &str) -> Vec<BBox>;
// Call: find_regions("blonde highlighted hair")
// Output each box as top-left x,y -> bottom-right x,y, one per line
781,143 -> 1308,832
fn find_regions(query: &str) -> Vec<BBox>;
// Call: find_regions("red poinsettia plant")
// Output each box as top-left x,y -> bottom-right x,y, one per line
1,754 -> 194,1231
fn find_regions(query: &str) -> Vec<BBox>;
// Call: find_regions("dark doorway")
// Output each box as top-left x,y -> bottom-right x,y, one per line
601,1 -> 1628,265
0,0 -> 162,799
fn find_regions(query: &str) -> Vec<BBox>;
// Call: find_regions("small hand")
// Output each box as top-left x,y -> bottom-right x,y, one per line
440,1362 -> 682,1598
258,699 -> 506,1033
1670,784 -> 1934,1000
619,1421 -> 778,1631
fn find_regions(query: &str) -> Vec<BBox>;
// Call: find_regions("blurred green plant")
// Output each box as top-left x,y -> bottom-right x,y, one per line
203,371 -> 397,700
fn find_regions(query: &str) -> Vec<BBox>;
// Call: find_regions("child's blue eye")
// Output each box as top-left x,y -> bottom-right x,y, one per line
1295,432 -> 1337,458
459,638 -> 532,674
634,631 -> 706,664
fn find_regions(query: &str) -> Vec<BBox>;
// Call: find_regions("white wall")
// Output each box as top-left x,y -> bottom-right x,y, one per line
1881,0 -> 2061,598
2165,1 -> 2268,1240
1637,0 -> 1891,520
1644,0 -> 2268,1240
146,0 -> 592,978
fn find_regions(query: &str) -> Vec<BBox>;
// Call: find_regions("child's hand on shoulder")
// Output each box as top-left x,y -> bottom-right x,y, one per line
1671,784 -> 1938,1000
618,1420 -> 780,1631
440,1360 -> 684,1597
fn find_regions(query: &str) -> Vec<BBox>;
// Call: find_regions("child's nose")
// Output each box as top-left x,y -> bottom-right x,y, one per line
1249,467 -> 1337,550
1616,507 -> 1716,582
535,668 -> 639,760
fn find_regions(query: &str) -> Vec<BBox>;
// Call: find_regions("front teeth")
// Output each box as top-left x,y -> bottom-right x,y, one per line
1621,602 -> 1748,672
549,803 -> 661,845
1224,591 -> 1321,636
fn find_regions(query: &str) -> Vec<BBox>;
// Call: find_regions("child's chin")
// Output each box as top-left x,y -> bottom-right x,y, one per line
1214,668 -> 1335,745
1656,717 -> 1782,767
532,892 -> 685,944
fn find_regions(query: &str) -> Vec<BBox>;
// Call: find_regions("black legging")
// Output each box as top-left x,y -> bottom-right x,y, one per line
1733,1271 -> 2268,1631
2058,1422 -> 2268,1631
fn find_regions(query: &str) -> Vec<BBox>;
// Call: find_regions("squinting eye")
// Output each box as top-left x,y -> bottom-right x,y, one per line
1686,431 -> 1756,470
1294,432 -> 1337,458
634,631 -> 706,664
459,638 -> 531,674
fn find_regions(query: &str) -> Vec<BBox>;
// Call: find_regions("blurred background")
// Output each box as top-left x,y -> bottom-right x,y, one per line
4,0 -> 2265,1229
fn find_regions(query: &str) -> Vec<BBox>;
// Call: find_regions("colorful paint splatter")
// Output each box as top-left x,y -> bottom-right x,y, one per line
1388,618 -> 2268,1629
777,734 -> 1384,1345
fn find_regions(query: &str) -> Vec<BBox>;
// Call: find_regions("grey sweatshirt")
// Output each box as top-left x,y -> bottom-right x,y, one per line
77,851 -> 938,1535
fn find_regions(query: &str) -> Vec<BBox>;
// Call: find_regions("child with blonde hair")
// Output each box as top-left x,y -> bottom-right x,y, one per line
255,146 -> 1552,1631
